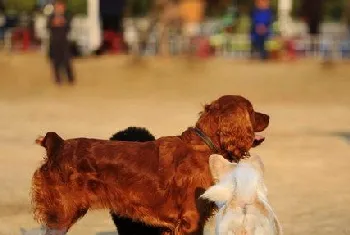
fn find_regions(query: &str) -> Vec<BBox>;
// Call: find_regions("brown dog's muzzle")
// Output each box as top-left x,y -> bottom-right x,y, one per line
252,112 -> 269,147
253,134 -> 265,147
254,112 -> 270,132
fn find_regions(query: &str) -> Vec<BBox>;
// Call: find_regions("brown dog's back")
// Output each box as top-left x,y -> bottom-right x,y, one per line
33,133 -> 185,228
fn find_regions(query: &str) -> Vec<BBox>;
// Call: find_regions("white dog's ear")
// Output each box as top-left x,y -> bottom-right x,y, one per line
245,153 -> 265,175
209,154 -> 237,182
201,184 -> 234,203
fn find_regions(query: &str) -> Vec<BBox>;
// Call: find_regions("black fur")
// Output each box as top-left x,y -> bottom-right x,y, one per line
110,127 -> 155,142
109,127 -> 161,235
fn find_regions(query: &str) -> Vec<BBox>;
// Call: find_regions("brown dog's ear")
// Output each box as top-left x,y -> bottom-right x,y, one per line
219,108 -> 255,158
204,100 -> 220,112
209,154 -> 237,182
199,101 -> 221,118
254,112 -> 269,132
204,104 -> 211,112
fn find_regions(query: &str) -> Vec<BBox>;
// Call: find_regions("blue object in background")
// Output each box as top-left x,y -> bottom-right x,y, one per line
319,37 -> 331,59
250,8 -> 273,41
37,0 -> 53,7
250,7 -> 273,60
340,40 -> 350,58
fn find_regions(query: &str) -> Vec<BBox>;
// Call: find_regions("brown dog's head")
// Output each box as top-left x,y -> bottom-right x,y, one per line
196,95 -> 269,161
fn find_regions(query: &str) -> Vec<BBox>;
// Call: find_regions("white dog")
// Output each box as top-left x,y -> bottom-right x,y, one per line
20,226 -> 45,235
201,154 -> 282,235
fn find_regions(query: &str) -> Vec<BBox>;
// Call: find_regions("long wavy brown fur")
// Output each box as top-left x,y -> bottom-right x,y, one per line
31,95 -> 269,234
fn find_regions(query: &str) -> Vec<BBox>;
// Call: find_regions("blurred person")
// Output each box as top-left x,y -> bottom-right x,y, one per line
179,0 -> 205,55
18,11 -> 31,51
29,5 -> 42,46
345,0 -> 350,36
0,0 -> 4,41
100,0 -> 125,33
301,0 -> 325,54
98,0 -> 125,54
158,0 -> 181,56
250,0 -> 273,60
47,0 -> 74,85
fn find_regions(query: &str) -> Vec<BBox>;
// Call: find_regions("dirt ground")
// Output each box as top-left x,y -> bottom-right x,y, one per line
0,53 -> 349,235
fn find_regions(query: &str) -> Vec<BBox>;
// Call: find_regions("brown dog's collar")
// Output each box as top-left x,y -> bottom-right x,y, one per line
193,127 -> 220,153
193,127 -> 247,163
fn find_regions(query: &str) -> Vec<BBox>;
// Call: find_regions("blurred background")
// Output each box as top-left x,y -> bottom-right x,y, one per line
0,0 -> 350,235
0,0 -> 349,58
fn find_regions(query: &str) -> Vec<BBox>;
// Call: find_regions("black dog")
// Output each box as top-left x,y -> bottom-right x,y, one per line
109,127 -> 161,235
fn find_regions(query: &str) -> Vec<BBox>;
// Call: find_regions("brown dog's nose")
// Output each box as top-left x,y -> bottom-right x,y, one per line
254,112 -> 270,132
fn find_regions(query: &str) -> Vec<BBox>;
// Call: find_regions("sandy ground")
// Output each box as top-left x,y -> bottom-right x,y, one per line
0,53 -> 349,235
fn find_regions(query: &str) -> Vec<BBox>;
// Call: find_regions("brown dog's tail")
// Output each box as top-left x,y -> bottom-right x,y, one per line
35,132 -> 64,164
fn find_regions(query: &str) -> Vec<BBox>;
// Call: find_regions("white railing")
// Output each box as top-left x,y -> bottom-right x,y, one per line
2,15 -> 349,60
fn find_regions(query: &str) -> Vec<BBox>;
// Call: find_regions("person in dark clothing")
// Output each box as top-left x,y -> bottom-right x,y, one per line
29,5 -> 42,46
100,0 -> 125,32
0,0 -> 5,40
0,0 -> 4,13
47,0 -> 74,85
250,0 -> 273,60
301,0 -> 325,52
345,0 -> 350,36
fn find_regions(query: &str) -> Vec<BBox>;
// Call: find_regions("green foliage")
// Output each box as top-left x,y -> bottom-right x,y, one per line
4,0 -> 87,14
4,0 -> 347,21
67,0 -> 87,15
127,0 -> 152,17
324,0 -> 343,21
292,0 -> 346,22
5,0 -> 36,12
291,0 -> 301,18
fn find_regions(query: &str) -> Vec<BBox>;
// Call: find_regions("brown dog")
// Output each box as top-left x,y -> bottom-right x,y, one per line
31,95 -> 269,235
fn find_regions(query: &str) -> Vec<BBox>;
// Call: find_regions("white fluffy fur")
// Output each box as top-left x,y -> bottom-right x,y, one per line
202,154 -> 282,235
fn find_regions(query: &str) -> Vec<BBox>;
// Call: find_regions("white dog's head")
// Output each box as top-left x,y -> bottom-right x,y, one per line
201,154 -> 265,206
